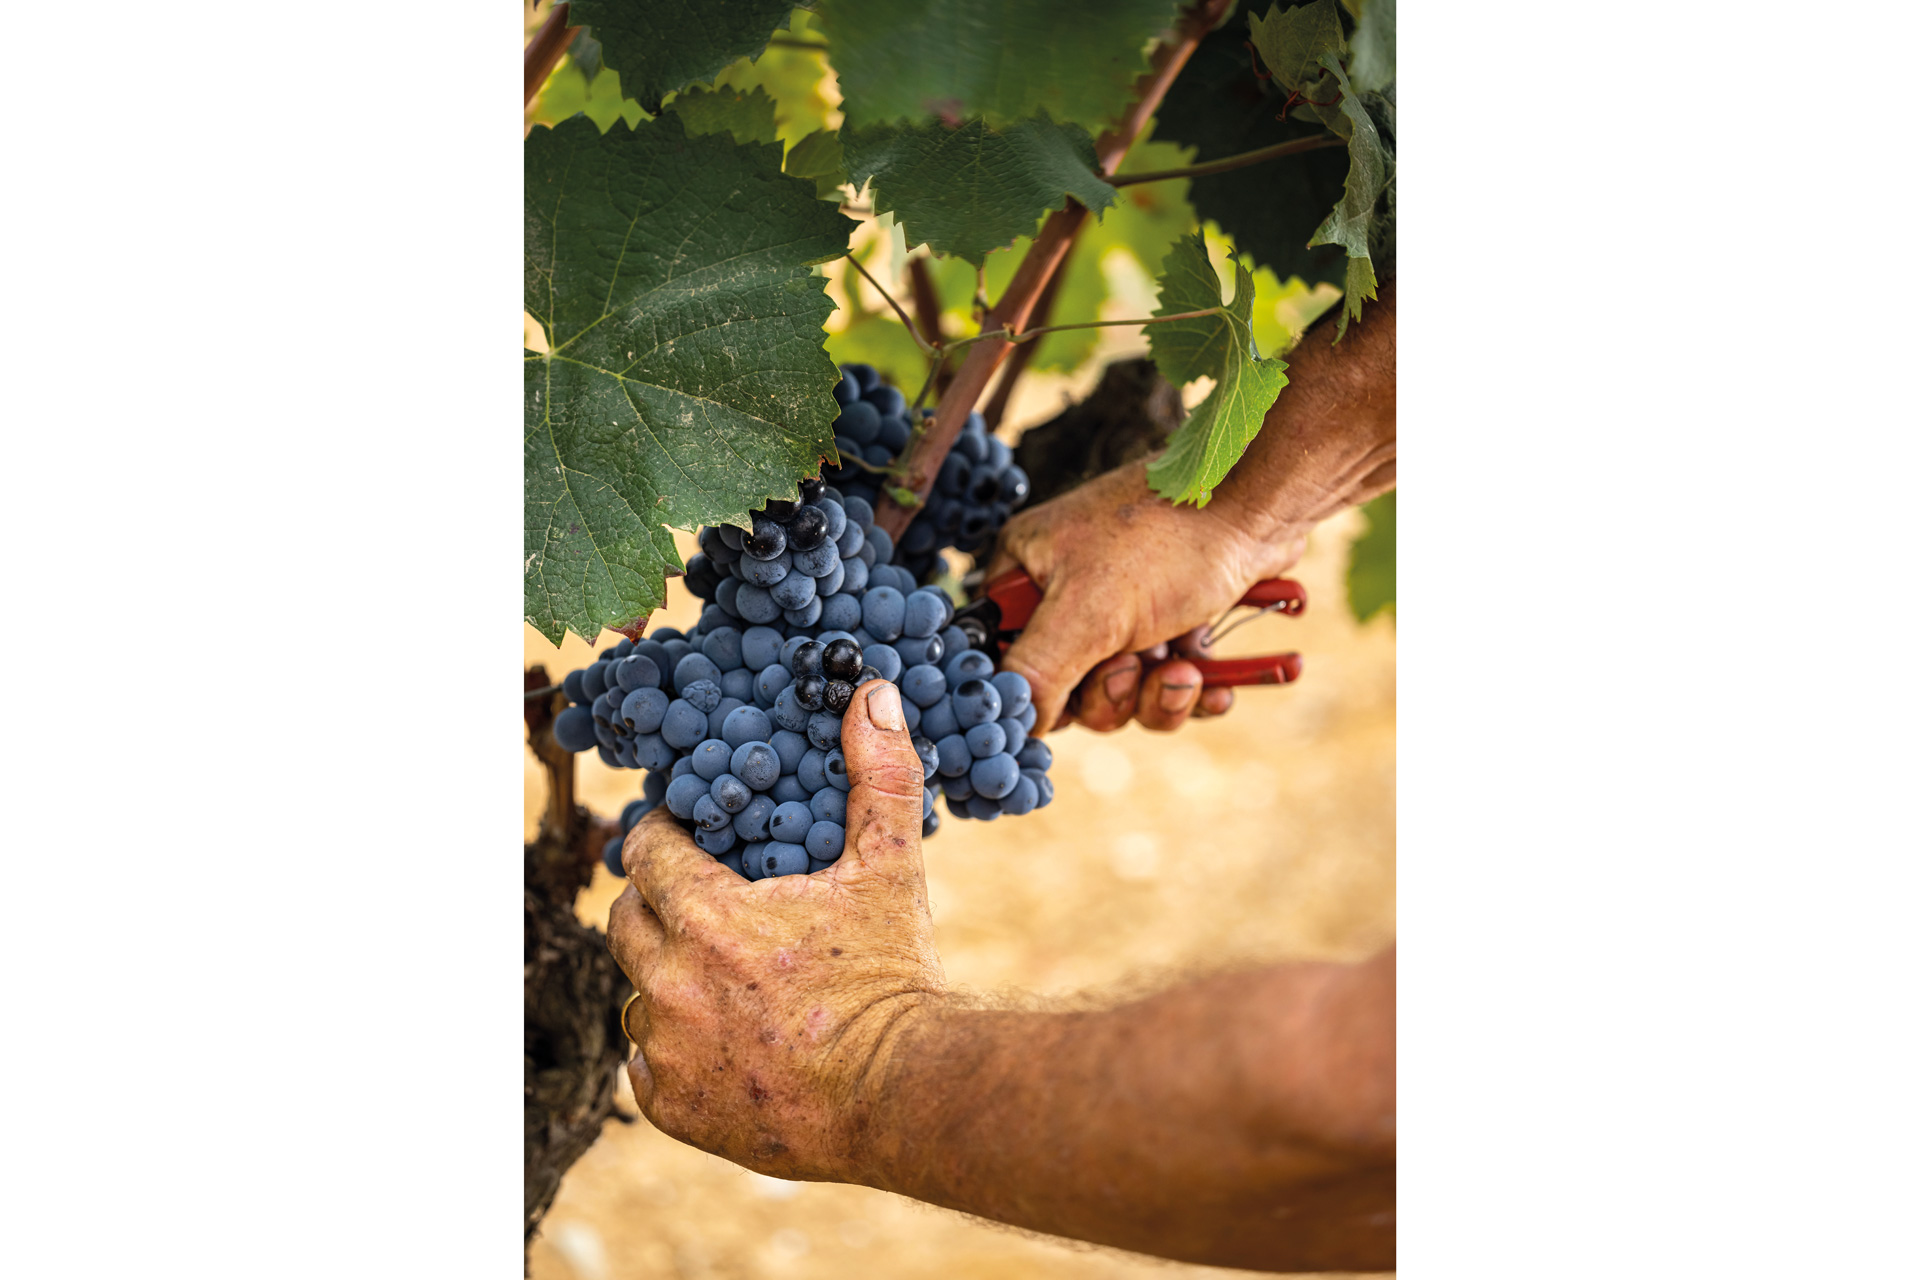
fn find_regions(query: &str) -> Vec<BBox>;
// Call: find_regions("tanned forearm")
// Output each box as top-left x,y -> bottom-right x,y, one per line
853,947 -> 1396,1272
1211,278 -> 1397,545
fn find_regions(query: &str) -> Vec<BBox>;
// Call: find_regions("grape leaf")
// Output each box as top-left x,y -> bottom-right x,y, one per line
1151,22 -> 1352,290
783,128 -> 847,199
567,0 -> 793,111
668,83 -> 779,145
1302,54 -> 1388,336
815,0 -> 1180,129
841,113 -> 1116,265
524,114 -> 855,643
1144,234 -> 1289,507
1248,0 -> 1346,95
1346,490 -> 1394,622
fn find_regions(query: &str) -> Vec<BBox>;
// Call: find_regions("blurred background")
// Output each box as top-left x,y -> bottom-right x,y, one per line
526,8 -> 1393,1274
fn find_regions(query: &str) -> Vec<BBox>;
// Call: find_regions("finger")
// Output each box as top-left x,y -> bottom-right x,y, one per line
1134,659 -> 1204,732
624,804 -> 732,932
839,679 -> 930,877
607,885 -> 666,987
1072,653 -> 1142,733
1193,686 -> 1235,719
999,575 -> 1130,738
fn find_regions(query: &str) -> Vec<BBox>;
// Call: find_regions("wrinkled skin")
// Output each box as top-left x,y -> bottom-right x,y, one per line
610,680 -> 941,1182
987,461 -> 1306,736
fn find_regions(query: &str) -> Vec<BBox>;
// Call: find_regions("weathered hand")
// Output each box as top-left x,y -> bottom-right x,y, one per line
607,679 -> 945,1183
986,462 -> 1304,736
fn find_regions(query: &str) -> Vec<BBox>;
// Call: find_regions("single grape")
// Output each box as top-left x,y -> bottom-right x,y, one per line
899,664 -> 946,709
793,673 -> 826,712
790,639 -> 825,677
1015,703 -> 1038,733
760,841 -> 810,878
743,517 -> 787,560
783,597 -> 823,628
689,738 -> 730,781
1026,769 -> 1054,808
710,773 -> 753,814
999,774 -> 1040,817
759,497 -> 797,524
740,841 -> 767,882
593,690 -> 623,724
824,748 -> 851,792
962,793 -> 1002,821
692,794 -> 730,831
820,591 -> 863,631
822,637 -> 863,681
922,786 -> 936,821
670,755 -> 697,781
553,706 -> 598,753
901,697 -> 922,734
832,369 -> 861,405
595,744 -> 619,769
736,548 -> 790,587
786,505 -> 829,551
989,671 -> 1033,718
679,679 -> 722,715
864,643 -> 903,682
818,497 -> 848,541
902,591 -> 946,639
642,770 -> 668,803
754,664 -> 793,707
731,741 -> 781,792
950,678 -> 1003,729
661,699 -> 708,750
721,667 -> 756,703
695,823 -> 737,855
651,627 -> 684,642
1015,740 -> 1052,772
581,662 -> 609,702
620,688 -> 669,735
944,649 -> 994,686
835,521 -> 866,559
806,710 -> 843,750
602,834 -> 627,876
922,810 -> 941,838
721,705 -> 774,748
822,680 -> 854,716
894,633 -> 945,670
707,696 -> 746,741
615,654 -> 661,692
661,639 -> 694,663
700,627 -> 745,672
770,801 -> 813,843
860,586 -> 906,643
913,733 -> 940,780
633,733 -> 675,771
805,821 -> 846,861
836,399 -> 882,445
964,721 -> 1007,759
969,751 -> 1020,799
998,716 -> 1028,760
741,625 -> 784,672
934,733 -> 972,778
844,494 -> 875,530
800,476 -> 826,504
791,540 -> 839,578
809,787 -> 847,825
771,774 -> 809,805
919,695 -> 959,740
838,554 -> 870,595
769,570 -> 816,611
673,652 -> 723,694
942,773 -> 974,802
797,748 -> 829,792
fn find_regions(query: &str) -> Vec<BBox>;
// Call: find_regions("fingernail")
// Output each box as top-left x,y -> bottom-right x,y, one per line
1104,669 -> 1137,703
1159,681 -> 1198,713
867,681 -> 906,730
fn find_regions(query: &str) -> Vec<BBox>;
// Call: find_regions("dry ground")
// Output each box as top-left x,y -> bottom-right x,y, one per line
523,503 -> 1394,1280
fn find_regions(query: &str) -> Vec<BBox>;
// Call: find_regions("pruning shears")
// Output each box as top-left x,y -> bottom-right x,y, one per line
954,568 -> 1307,688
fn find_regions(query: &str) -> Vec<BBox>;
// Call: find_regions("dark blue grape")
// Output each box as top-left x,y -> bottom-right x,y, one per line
673,652 -> 723,694
633,733 -> 675,771
708,696 -> 746,740
963,793 -> 1002,821
793,673 -> 826,712
836,399 -> 882,445
700,627 -> 745,672
760,841 -> 810,878
744,517 -> 787,560
865,525 -> 896,567
864,643 -> 903,682
832,369 -> 861,405
734,582 -> 782,624
553,706 -> 598,753
643,770 -> 668,803
695,823 -> 737,855
670,755 -> 696,780
964,721 -> 1007,759
824,749 -> 851,792
934,733 -> 971,778
740,841 -> 768,882
692,793 -> 729,831
806,710 -> 842,751
772,685 -> 810,732
919,696 -> 959,741
786,504 -> 829,552
615,654 -> 661,693
805,821 -> 845,861
731,742 -> 780,792
942,773 -> 974,802
754,664 -> 793,706
922,810 -> 941,838
901,664 -> 947,708
741,625 -> 784,672
822,637 -> 863,681
721,667 -> 756,703
809,787 -> 847,825
1000,775 -> 1040,817
733,794 -> 776,841
736,548 -> 790,587
603,834 -> 627,876
769,729 -> 810,774
661,699 -> 708,749
1026,769 -> 1054,808
998,717 -> 1028,760
679,679 -> 722,715
1015,740 -> 1052,772
721,705 -> 773,748
710,773 -> 753,814
835,521 -> 866,558
902,591 -> 946,639
820,591 -> 863,630
770,801 -> 812,843
581,662 -> 609,701
792,540 -> 839,578
913,733 -> 939,780
783,596 -> 824,628
690,739 -> 731,781
822,679 -> 854,715
770,570 -> 816,611
819,498 -> 847,540
894,633 -> 946,670
771,774 -> 809,804
969,752 -> 1020,799
838,554 -> 869,595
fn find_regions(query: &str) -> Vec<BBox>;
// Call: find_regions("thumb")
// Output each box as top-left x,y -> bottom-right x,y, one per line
999,574 -> 1130,738
838,679 -> 930,881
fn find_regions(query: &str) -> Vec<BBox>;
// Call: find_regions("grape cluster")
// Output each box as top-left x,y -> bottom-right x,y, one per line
553,484 -> 1055,881
822,363 -> 1031,584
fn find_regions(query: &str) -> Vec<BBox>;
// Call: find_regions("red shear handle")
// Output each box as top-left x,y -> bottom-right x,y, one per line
985,569 -> 1306,627
1193,652 -> 1303,687
1238,578 -> 1307,614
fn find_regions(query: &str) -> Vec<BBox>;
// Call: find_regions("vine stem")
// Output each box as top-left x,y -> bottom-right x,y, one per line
982,242 -> 1070,430
524,2 -> 579,109
1108,133 -> 1345,186
847,254 -> 936,355
873,0 -> 1236,539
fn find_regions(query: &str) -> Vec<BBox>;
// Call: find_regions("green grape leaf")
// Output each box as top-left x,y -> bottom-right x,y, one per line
525,114 -> 854,643
841,112 -> 1116,265
1247,0 -> 1346,98
1144,235 -> 1289,507
1348,0 -> 1395,94
1303,54 -> 1388,336
1146,232 -> 1246,387
567,0 -> 793,111
569,28 -> 605,82
1346,490 -> 1394,622
784,128 -> 847,200
1152,22 -> 1352,289
815,0 -> 1179,129
667,83 -> 779,145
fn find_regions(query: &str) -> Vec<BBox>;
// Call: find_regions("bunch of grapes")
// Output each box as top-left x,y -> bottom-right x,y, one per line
822,363 -> 1031,584
554,482 -> 1055,882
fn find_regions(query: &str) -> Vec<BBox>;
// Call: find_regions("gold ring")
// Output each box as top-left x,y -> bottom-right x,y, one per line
621,991 -> 645,1044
